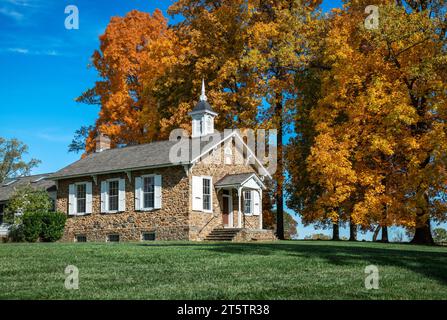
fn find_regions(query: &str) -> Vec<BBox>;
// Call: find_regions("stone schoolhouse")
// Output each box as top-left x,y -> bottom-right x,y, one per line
48,82 -> 275,242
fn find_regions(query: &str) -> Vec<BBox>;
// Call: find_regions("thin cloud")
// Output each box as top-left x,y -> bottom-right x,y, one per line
1,0 -> 40,7
36,131 -> 72,143
37,133 -> 73,142
8,47 -> 29,54
5,47 -> 60,56
0,7 -> 23,20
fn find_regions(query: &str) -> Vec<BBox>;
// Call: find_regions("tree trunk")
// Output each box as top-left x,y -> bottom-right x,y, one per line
349,218 -> 357,241
410,163 -> 434,245
381,226 -> 389,243
275,93 -> 285,240
332,222 -> 340,241
411,213 -> 434,245
372,225 -> 380,242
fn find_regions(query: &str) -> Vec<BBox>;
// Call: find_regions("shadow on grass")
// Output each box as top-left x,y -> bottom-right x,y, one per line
139,241 -> 447,285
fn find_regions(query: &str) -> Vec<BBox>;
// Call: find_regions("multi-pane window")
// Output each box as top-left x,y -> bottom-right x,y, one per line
108,180 -> 119,212
143,176 -> 155,209
244,190 -> 252,214
142,232 -> 156,241
108,234 -> 120,242
76,235 -> 87,243
76,184 -> 86,214
203,178 -> 211,211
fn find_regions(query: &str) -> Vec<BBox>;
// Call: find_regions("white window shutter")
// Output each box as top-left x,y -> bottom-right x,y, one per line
209,177 -> 213,211
253,190 -> 260,216
192,176 -> 203,211
68,184 -> 76,215
118,179 -> 126,212
86,182 -> 93,214
135,177 -> 142,211
101,181 -> 107,213
154,175 -> 162,209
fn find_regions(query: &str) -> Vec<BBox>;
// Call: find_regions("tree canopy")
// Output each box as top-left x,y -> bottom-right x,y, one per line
0,137 -> 40,183
73,0 -> 447,244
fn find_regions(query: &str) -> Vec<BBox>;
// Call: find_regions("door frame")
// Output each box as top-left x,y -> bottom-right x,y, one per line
222,191 -> 233,228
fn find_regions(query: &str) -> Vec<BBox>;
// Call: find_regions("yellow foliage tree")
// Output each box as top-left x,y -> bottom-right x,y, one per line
293,0 -> 447,244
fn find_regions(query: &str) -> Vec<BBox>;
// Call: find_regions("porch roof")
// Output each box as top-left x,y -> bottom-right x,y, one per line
215,173 -> 265,190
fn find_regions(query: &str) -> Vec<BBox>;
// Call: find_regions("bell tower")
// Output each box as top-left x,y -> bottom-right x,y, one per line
189,79 -> 218,138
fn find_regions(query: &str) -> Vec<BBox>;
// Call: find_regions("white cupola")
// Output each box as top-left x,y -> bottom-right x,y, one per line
189,79 -> 218,138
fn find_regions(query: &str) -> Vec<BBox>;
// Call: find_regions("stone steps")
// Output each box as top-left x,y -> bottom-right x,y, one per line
205,228 -> 242,241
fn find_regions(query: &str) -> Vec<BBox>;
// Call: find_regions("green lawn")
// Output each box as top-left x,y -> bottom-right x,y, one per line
0,240 -> 446,300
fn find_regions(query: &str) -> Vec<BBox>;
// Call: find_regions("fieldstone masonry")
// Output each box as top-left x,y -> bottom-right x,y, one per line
58,166 -> 190,242
56,140 -> 276,242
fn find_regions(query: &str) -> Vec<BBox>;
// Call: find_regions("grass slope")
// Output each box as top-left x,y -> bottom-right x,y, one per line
0,240 -> 446,300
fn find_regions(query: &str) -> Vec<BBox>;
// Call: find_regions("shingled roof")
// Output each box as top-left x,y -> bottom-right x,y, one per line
50,133 -> 227,180
0,174 -> 56,202
215,173 -> 255,186
190,100 -> 216,114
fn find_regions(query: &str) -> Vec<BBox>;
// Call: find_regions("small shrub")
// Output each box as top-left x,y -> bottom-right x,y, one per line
40,211 -> 67,242
432,228 -> 447,244
8,211 -> 67,243
22,212 -> 43,242
8,224 -> 25,242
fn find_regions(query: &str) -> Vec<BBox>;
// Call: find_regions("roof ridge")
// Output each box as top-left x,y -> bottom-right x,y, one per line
95,138 -> 175,153
4,173 -> 53,180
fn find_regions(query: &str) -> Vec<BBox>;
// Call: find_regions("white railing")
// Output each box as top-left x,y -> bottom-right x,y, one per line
0,224 -> 10,237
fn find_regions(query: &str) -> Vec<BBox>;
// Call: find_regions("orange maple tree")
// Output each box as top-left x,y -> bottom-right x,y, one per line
77,10 -> 182,153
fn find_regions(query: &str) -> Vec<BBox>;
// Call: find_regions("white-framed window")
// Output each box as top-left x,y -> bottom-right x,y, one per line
76,184 -> 87,214
108,180 -> 119,212
203,178 -> 211,211
143,176 -> 155,209
135,174 -> 162,211
69,182 -> 92,215
101,178 -> 125,213
192,176 -> 213,213
244,190 -> 252,215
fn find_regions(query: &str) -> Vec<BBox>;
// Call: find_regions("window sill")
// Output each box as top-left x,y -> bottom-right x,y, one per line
191,209 -> 213,213
138,208 -> 158,212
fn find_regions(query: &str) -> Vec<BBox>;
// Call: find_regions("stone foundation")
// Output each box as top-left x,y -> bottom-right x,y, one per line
233,229 -> 277,242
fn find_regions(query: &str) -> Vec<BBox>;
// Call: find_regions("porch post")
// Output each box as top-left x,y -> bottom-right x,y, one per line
238,187 -> 242,228
259,189 -> 263,230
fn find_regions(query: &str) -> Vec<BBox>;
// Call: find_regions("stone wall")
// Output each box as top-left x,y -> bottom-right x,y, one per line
189,141 -> 263,240
233,229 -> 277,242
56,135 -> 270,242
57,166 -> 190,242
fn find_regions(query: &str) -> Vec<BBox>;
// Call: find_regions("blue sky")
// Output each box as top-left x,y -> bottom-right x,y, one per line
2,0 -> 441,240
